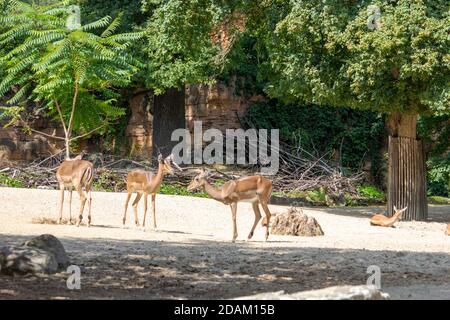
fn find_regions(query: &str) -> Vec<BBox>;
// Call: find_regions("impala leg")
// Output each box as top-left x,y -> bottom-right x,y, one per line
230,202 -> 238,242
151,193 -> 156,229
68,189 -> 73,225
57,184 -> 64,224
247,202 -> 262,240
76,187 -> 87,227
260,202 -> 272,241
132,192 -> 142,227
87,189 -> 92,227
142,192 -> 148,230
123,192 -> 132,227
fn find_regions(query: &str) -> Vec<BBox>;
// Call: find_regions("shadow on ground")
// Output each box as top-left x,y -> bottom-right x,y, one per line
0,233 -> 449,300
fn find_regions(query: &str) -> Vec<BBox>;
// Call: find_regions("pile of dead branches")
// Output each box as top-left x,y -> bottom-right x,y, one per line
0,140 -> 365,196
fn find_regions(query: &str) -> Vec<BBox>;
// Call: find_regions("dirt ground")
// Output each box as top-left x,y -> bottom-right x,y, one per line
0,187 -> 449,300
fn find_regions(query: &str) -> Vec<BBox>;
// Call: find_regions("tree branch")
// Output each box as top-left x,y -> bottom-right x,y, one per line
67,81 -> 79,138
70,123 -> 107,141
53,99 -> 67,135
27,127 -> 66,141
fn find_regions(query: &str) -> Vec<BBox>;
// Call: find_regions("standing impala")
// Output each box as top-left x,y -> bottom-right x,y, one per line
123,154 -> 181,230
187,168 -> 273,242
56,154 -> 94,226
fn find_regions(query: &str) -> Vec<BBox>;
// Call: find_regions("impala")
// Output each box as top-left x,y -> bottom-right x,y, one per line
369,206 -> 407,227
56,154 -> 94,226
123,154 -> 181,230
187,168 -> 273,242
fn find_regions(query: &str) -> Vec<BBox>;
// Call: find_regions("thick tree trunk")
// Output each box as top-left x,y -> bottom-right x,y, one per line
152,87 -> 186,160
386,112 -> 427,221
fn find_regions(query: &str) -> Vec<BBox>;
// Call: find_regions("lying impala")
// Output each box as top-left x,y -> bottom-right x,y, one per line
56,154 -> 94,226
369,206 -> 407,228
123,154 -> 181,230
187,168 -> 273,242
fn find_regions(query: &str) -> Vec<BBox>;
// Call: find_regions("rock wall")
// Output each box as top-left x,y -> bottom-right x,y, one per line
125,90 -> 153,158
126,80 -> 258,158
0,121 -> 63,163
0,80 -> 255,161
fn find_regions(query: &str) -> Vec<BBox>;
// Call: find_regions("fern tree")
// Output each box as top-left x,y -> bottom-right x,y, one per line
0,1 -> 143,158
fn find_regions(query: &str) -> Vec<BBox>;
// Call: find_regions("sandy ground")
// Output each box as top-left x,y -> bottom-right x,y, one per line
0,187 -> 449,300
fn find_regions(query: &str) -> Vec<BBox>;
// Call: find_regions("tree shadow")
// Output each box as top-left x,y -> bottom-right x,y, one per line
0,233 -> 449,300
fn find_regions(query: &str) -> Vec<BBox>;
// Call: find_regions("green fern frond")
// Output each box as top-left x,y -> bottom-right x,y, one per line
101,12 -> 123,38
81,16 -> 111,31
6,84 -> 30,105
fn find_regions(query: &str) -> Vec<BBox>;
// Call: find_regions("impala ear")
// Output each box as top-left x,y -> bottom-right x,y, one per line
393,205 -> 397,212
401,206 -> 408,213
157,154 -> 163,162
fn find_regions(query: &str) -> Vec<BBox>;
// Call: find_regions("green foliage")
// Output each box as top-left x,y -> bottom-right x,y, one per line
144,0 -> 221,92
0,1 -> 143,141
92,170 -> 126,192
260,0 -> 449,115
426,154 -> 450,197
357,185 -> 385,201
0,173 -> 24,188
428,196 -> 450,205
159,183 -> 208,198
242,100 -> 385,171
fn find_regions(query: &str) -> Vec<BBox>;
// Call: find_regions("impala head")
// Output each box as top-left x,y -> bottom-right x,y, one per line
187,168 -> 209,191
393,205 -> 408,219
158,153 -> 182,175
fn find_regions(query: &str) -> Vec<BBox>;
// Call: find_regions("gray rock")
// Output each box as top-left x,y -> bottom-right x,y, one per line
0,245 -> 58,275
271,207 -> 324,237
235,285 -> 390,300
0,234 -> 69,275
23,234 -> 70,269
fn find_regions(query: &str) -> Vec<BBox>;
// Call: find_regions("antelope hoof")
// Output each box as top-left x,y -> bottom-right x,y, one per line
56,218 -> 62,225
67,219 -> 73,225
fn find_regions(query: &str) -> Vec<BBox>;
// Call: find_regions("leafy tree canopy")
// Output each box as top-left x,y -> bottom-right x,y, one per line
258,0 -> 449,115
0,0 -> 143,145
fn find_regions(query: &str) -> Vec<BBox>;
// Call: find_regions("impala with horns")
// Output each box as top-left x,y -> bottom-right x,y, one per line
187,168 -> 273,242
369,206 -> 407,228
123,154 -> 182,230
56,154 -> 94,226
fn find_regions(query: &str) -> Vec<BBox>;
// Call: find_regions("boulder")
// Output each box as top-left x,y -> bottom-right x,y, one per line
271,207 -> 324,237
0,245 -> 58,275
235,285 -> 390,300
0,234 -> 69,275
23,234 -> 70,269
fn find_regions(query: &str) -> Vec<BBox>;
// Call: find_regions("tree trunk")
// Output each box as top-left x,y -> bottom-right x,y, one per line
386,112 -> 427,221
152,87 -> 186,160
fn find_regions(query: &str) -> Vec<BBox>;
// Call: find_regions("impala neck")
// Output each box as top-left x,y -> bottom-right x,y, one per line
153,162 -> 165,185
392,210 -> 403,221
203,179 -> 225,202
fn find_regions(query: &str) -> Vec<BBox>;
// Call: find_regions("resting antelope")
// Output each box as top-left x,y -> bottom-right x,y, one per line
56,154 -> 94,226
187,168 -> 273,242
123,154 -> 181,230
369,206 -> 407,228
445,224 -> 450,236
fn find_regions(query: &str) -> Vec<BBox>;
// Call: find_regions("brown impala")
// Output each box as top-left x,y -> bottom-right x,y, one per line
56,154 -> 94,226
369,206 -> 407,228
187,168 -> 273,242
445,224 -> 450,236
123,154 -> 181,230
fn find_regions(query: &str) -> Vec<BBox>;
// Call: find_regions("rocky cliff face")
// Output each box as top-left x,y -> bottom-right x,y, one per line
126,80 -> 257,158
0,80 -> 256,161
